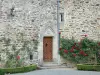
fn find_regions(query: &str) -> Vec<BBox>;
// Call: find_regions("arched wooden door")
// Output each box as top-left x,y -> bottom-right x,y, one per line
43,37 -> 53,62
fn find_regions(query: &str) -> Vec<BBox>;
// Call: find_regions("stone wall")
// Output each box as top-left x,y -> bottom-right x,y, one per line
61,0 -> 100,40
0,0 -> 58,67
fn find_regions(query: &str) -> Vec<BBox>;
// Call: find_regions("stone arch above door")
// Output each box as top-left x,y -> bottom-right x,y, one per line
44,26 -> 55,36
40,26 -> 55,41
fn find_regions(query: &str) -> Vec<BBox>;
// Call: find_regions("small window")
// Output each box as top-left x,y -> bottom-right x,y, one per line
30,55 -> 33,60
60,13 -> 64,22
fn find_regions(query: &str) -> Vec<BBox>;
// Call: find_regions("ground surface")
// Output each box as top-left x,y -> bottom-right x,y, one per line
10,68 -> 100,75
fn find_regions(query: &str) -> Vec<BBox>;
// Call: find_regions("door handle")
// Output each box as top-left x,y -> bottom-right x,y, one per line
45,43 -> 48,47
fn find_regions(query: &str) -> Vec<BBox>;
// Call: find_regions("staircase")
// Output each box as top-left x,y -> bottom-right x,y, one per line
38,62 -> 68,69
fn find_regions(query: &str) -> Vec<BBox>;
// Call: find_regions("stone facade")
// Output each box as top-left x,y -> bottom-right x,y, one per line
58,0 -> 100,65
0,0 -> 59,67
60,0 -> 100,40
0,0 -> 100,67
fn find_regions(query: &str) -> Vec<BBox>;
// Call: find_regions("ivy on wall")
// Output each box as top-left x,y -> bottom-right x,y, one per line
59,38 -> 100,64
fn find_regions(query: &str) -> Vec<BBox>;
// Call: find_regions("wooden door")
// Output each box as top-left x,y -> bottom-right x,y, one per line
43,37 -> 53,62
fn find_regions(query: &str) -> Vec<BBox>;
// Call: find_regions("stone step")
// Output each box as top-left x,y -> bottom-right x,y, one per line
39,64 -> 69,69
39,65 -> 77,69
38,62 -> 76,69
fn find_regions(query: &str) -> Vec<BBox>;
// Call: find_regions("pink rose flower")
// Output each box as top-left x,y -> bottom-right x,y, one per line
16,55 -> 20,60
64,49 -> 68,54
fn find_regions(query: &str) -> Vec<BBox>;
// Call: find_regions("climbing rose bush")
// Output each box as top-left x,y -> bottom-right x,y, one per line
59,38 -> 100,64
16,55 -> 20,60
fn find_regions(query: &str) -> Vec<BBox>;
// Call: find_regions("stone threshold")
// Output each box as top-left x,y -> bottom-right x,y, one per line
38,62 -> 76,69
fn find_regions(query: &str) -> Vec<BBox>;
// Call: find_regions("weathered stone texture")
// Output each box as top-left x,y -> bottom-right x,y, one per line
61,0 -> 100,40
0,0 -> 58,67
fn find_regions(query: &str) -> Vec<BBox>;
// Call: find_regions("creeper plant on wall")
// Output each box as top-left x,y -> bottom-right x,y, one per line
59,37 -> 100,64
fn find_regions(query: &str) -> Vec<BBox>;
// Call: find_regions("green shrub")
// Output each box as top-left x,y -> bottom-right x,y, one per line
94,65 -> 100,71
77,64 -> 100,71
0,69 -> 5,75
3,67 -> 24,73
60,38 -> 100,63
24,65 -> 37,72
0,64 -> 37,74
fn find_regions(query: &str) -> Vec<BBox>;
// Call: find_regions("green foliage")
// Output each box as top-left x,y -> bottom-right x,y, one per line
5,59 -> 16,68
60,38 -> 75,50
0,69 -> 5,75
59,38 -> 100,64
1,64 -> 37,74
77,64 -> 100,71
24,65 -> 37,72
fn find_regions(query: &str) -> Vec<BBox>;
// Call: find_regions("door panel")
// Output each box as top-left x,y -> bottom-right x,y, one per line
43,37 -> 53,62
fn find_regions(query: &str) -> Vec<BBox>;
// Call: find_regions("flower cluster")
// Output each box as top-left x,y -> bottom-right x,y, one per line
60,42 -> 88,57
59,37 -> 100,63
